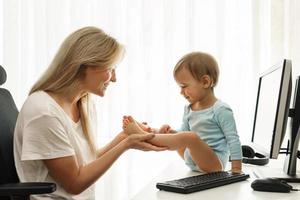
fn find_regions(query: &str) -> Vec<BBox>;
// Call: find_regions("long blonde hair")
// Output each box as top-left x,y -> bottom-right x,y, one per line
30,26 -> 124,154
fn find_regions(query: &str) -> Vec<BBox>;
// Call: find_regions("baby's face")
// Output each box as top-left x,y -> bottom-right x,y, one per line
175,67 -> 210,104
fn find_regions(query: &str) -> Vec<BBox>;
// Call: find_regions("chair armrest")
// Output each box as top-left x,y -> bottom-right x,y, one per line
0,182 -> 56,196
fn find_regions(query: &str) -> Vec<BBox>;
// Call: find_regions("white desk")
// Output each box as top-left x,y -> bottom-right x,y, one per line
131,156 -> 300,200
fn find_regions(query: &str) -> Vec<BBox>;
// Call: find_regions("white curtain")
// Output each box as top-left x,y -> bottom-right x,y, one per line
1,0 -> 293,199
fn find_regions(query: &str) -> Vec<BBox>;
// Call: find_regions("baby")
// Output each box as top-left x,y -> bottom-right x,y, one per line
123,52 -> 242,173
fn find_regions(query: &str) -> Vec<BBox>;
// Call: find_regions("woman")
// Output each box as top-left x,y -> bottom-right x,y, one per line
13,26 -> 166,199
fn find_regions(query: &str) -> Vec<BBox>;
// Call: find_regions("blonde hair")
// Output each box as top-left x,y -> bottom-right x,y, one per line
173,52 -> 219,87
30,26 -> 124,154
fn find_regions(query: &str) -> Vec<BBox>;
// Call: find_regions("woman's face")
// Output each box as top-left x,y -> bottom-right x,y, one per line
83,66 -> 116,97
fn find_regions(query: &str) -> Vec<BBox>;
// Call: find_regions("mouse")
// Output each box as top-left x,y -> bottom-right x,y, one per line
251,178 -> 293,193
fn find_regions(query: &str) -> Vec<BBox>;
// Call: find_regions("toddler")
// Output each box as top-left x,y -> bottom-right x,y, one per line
123,52 -> 242,173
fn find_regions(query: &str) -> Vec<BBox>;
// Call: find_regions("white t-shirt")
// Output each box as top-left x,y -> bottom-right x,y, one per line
14,91 -> 97,200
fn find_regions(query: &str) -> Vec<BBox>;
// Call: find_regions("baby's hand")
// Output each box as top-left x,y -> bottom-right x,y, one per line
229,169 -> 242,174
230,160 -> 242,174
158,124 -> 172,133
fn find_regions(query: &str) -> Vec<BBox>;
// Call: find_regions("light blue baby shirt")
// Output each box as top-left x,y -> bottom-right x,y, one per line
177,100 -> 242,170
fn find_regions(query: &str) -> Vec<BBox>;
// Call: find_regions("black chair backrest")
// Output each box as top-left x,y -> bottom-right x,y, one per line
0,65 -> 19,184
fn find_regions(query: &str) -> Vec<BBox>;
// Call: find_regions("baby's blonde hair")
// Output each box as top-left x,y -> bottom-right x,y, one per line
30,26 -> 124,154
173,52 -> 219,88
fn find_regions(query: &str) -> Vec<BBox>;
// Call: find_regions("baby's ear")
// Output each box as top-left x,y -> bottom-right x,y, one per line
201,75 -> 213,88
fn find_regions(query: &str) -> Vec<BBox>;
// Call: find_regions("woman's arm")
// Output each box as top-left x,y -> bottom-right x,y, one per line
96,131 -> 126,158
43,140 -> 127,194
43,133 -> 166,195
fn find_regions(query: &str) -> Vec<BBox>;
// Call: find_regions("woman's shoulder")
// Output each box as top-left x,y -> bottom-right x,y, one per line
20,91 -> 62,119
27,90 -> 48,101
25,90 -> 51,107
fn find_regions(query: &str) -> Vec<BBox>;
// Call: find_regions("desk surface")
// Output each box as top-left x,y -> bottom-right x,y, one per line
131,156 -> 300,200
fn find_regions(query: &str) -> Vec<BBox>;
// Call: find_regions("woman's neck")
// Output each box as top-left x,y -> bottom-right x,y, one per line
47,90 -> 83,122
48,90 -> 80,105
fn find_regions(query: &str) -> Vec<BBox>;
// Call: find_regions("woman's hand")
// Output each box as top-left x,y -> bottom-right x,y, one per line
125,133 -> 168,151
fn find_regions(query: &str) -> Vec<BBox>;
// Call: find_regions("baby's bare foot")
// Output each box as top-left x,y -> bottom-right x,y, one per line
137,122 -> 152,132
123,116 -> 149,135
123,116 -> 152,132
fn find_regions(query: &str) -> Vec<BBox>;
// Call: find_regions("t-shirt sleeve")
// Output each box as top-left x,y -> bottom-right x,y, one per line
21,115 -> 75,161
177,105 -> 190,132
215,105 -> 242,160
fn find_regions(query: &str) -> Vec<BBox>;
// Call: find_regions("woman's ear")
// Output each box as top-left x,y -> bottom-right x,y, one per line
201,75 -> 213,89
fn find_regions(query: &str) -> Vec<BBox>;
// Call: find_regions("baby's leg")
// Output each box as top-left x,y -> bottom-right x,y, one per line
149,132 -> 222,172
123,116 -> 221,172
177,148 -> 185,159
185,134 -> 222,172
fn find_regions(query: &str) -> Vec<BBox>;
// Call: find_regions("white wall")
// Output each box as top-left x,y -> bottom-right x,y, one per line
1,1 -> 299,199
289,0 -> 300,77
289,0 -> 300,152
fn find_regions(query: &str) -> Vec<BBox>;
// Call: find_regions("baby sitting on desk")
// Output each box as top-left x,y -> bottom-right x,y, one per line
122,51 -> 243,174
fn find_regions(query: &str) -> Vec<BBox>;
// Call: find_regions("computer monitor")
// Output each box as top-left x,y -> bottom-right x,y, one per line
251,59 -> 300,180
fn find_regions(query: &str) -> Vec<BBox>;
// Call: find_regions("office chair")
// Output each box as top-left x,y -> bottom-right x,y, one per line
0,65 -> 56,200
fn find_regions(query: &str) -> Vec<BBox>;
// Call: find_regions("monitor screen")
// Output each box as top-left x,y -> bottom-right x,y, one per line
251,60 -> 292,159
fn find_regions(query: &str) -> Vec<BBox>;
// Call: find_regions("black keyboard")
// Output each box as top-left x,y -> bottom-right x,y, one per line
156,171 -> 250,194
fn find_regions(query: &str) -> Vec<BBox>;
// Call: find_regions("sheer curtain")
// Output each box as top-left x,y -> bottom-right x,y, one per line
0,0 -> 292,199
